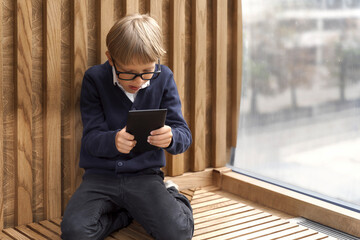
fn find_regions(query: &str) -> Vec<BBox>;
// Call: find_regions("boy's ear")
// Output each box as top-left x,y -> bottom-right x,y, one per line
105,51 -> 113,66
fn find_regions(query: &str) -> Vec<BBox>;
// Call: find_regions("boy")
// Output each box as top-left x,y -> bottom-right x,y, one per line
61,14 -> 194,240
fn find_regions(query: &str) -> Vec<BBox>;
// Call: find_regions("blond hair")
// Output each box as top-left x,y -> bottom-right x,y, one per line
106,14 -> 166,65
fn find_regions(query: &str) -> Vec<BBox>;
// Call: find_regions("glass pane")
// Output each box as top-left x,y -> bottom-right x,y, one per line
234,0 -> 360,211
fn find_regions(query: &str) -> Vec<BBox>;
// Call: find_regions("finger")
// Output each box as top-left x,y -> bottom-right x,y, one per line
116,140 -> 136,153
148,132 -> 172,142
120,128 -> 135,141
148,137 -> 171,147
120,139 -> 136,148
150,125 -> 171,135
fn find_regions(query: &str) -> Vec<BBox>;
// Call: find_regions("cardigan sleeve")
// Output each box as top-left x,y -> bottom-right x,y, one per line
160,73 -> 192,155
80,72 -> 120,158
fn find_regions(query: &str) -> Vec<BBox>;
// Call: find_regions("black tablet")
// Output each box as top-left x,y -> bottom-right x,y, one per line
126,109 -> 167,153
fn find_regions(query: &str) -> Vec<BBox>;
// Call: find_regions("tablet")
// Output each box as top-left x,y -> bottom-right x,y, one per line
126,109 -> 167,153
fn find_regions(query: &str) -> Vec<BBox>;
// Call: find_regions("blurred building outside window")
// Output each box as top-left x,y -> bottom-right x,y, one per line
233,0 -> 360,212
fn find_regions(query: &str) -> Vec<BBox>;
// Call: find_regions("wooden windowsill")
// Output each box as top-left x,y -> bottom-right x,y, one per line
217,169 -> 360,238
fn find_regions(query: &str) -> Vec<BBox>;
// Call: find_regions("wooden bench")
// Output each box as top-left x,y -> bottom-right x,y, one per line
0,185 -> 335,240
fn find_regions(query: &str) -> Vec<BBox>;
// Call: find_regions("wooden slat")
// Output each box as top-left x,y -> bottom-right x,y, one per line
0,231 -> 12,240
191,0 -> 206,171
191,197 -> 232,209
194,212 -> 272,237
300,233 -> 333,240
194,206 -> 255,225
39,220 -> 61,235
15,0 -> 33,226
193,199 -> 238,215
44,0 -> 62,220
263,227 -> 310,240
195,209 -> 263,231
71,0 -> 87,192
190,194 -> 223,205
2,228 -> 30,240
149,0 -> 162,30
166,0 -> 186,176
193,215 -> 279,240
212,0 -> 227,168
97,0 -> 114,64
276,228 -> 319,239
194,203 -> 248,221
0,0 -> 3,230
49,218 -> 62,226
125,0 -> 139,15
210,219 -> 289,240
15,225 -> 48,240
239,222 -> 299,239
27,223 -> 61,240
231,0 -> 242,147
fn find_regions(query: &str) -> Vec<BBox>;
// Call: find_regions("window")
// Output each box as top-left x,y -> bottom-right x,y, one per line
232,0 -> 360,212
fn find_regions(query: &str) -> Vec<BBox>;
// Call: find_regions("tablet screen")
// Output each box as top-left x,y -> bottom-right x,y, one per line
126,109 -> 167,153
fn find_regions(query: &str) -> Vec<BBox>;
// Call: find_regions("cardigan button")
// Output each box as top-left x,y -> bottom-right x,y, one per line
117,162 -> 124,167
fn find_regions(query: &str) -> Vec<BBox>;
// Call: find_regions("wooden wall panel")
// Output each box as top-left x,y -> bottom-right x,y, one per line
191,0 -> 206,171
15,0 -> 33,226
88,0 -> 98,68
231,0 -> 242,147
212,0 -> 227,168
98,0 -> 114,64
2,0 -> 15,229
168,0 -> 185,176
0,0 -> 3,229
44,0 -> 61,219
149,0 -> 162,29
60,0 -> 72,214
71,0 -> 87,192
125,0 -> 139,15
32,0 -> 44,223
0,0 -> 242,228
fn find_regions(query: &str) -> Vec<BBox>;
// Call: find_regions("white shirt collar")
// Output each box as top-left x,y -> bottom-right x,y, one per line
112,66 -> 150,102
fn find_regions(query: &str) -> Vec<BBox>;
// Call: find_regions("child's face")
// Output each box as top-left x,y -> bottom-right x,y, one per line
112,59 -> 156,94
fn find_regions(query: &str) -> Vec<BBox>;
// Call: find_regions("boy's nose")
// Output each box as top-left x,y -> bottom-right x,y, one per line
134,76 -> 145,84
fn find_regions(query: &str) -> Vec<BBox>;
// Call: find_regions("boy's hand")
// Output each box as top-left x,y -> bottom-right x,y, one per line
115,127 -> 136,154
148,125 -> 173,148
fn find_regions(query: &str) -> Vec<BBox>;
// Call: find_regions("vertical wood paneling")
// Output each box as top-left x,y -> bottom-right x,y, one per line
0,0 -> 4,230
44,0 -> 61,219
32,0 -> 44,223
3,0 -> 15,228
97,0 -> 114,64
15,0 -> 33,225
125,0 -> 139,14
149,0 -> 162,30
212,0 -> 227,167
71,0 -> 87,192
61,0 -> 72,213
0,0 -> 242,227
231,0 -> 242,147
168,0 -> 185,176
88,0 -> 97,68
191,0 -> 207,171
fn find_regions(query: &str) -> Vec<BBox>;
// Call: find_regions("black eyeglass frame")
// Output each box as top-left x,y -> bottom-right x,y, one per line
111,58 -> 161,81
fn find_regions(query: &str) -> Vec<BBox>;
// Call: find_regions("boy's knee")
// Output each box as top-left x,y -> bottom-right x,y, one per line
156,217 -> 194,240
61,216 -> 97,240
61,217 -> 84,240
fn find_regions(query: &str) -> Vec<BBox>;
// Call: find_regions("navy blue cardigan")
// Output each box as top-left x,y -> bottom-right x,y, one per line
79,61 -> 192,175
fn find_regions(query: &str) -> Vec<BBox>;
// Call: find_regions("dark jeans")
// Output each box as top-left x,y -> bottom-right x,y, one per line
61,170 -> 194,240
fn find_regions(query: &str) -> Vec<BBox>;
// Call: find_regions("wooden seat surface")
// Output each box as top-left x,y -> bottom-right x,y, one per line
0,186 -> 335,240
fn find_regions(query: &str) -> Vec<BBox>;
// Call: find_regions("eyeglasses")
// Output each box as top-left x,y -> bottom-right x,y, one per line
112,58 -> 161,81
